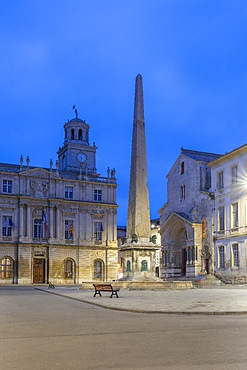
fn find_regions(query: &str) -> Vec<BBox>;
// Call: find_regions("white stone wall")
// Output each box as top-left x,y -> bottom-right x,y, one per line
210,145 -> 247,283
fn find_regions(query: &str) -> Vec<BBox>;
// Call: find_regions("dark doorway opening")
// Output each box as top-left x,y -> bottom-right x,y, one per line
181,249 -> 186,275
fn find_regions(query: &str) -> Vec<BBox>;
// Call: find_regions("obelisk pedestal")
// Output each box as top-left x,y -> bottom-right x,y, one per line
120,74 -> 160,281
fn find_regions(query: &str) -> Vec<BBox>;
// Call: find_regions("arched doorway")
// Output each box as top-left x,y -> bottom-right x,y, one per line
166,218 -> 187,277
93,259 -> 105,281
64,258 -> 76,282
155,266 -> 160,277
201,245 -> 211,274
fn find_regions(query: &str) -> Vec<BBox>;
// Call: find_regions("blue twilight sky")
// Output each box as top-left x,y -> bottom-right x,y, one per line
1,1 -> 247,225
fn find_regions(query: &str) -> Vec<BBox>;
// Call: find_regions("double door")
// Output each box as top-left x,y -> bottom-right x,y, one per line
33,258 -> 45,283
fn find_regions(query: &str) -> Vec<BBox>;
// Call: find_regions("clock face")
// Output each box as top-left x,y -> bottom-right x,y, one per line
77,153 -> 86,163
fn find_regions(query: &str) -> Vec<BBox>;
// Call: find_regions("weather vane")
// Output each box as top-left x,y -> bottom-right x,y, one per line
72,105 -> 78,118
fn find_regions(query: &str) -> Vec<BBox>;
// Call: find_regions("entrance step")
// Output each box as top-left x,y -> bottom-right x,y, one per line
193,274 -> 223,288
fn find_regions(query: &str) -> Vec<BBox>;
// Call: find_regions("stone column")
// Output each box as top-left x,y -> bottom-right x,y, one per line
76,208 -> 80,243
26,205 -> 31,237
113,210 -> 117,241
56,207 -> 60,239
49,206 -> 54,238
19,204 -> 24,237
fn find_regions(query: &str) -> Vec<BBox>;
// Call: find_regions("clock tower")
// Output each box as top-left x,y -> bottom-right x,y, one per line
57,110 -> 97,173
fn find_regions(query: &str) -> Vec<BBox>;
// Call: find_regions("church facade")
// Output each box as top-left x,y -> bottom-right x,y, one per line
0,112 -> 118,284
159,148 -> 222,278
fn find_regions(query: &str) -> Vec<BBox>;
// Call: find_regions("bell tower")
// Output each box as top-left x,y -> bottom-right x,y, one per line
57,109 -> 97,173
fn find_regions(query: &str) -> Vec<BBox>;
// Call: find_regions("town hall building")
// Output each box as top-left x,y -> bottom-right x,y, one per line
0,110 -> 118,284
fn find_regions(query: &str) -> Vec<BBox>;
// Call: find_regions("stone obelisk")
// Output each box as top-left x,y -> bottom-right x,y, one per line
127,74 -> 151,242
120,74 -> 160,281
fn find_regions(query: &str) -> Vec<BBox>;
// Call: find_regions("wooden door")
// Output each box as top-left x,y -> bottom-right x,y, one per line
33,258 -> 45,283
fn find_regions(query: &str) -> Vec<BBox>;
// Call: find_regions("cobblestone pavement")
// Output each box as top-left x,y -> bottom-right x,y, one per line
37,285 -> 247,315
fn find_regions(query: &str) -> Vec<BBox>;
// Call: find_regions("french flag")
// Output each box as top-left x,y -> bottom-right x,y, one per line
42,209 -> 48,237
9,218 -> 15,227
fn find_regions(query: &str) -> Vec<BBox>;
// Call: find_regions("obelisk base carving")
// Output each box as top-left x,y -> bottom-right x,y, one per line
120,241 -> 161,281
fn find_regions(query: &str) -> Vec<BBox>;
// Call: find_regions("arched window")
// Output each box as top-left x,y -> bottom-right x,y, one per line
180,185 -> 185,201
78,129 -> 82,140
71,129 -> 74,140
155,266 -> 159,277
1,257 -> 13,279
141,260 -> 148,272
181,161 -> 185,175
126,260 -> 131,272
64,259 -> 74,278
94,259 -> 104,280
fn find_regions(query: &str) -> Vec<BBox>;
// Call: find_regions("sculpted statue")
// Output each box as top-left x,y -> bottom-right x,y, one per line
131,233 -> 138,243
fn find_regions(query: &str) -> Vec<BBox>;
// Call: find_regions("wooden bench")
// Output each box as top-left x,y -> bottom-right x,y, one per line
48,282 -> 55,289
93,283 -> 119,298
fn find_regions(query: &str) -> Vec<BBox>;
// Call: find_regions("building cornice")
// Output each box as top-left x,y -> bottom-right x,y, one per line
208,143 -> 247,168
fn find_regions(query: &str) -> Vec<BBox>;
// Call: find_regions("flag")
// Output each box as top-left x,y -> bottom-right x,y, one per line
69,223 -> 74,235
9,218 -> 15,227
42,209 -> 48,237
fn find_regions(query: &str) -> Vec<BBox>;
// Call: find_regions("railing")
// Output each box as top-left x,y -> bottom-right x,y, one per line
90,176 -> 116,184
214,226 -> 247,238
32,238 -> 49,244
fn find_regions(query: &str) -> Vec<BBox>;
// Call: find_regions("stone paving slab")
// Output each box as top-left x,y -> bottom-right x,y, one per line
36,286 -> 247,315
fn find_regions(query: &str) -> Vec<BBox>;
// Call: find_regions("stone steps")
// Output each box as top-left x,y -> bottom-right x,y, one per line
192,274 -> 223,288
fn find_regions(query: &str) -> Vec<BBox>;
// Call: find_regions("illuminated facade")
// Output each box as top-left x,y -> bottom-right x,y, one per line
0,112 -> 118,284
209,144 -> 247,283
159,148 -> 222,278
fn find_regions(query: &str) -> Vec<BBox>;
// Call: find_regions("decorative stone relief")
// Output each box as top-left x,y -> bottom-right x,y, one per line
23,168 -> 58,179
30,179 -> 49,197
91,209 -> 105,219
139,250 -> 151,257
125,250 -> 132,257
0,204 -> 15,210
32,208 -> 42,217
62,207 -> 78,213
79,207 -> 90,213
32,246 -> 46,256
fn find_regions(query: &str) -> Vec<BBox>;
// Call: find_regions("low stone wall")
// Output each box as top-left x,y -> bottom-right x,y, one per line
215,274 -> 247,284
81,280 -> 193,290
